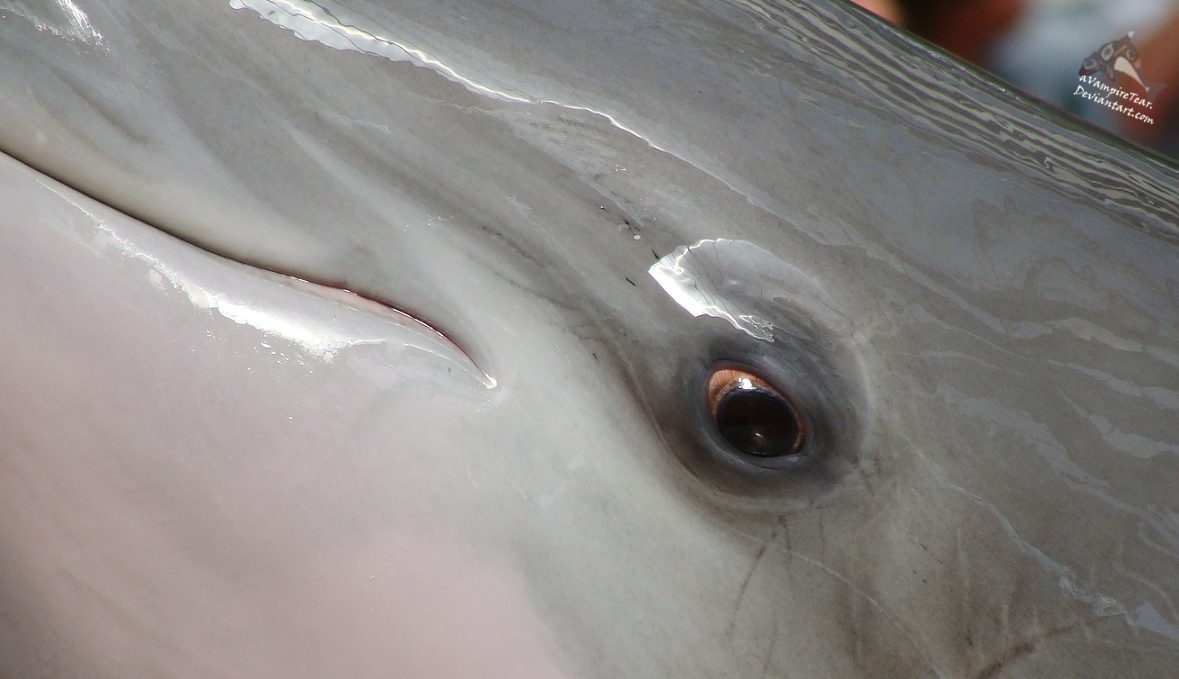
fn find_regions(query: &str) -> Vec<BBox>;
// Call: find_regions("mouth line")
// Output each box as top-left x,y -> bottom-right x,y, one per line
281,275 -> 498,388
27,158 -> 498,388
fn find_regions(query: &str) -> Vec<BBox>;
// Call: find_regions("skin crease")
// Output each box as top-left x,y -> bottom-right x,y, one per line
1,1 -> 1179,678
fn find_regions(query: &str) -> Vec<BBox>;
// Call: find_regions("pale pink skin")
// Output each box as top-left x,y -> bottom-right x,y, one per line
0,153 -> 572,679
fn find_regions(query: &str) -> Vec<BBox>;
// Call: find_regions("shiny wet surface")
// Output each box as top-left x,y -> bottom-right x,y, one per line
0,1 -> 1177,677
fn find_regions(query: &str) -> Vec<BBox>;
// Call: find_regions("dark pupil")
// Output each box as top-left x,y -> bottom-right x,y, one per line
715,387 -> 801,457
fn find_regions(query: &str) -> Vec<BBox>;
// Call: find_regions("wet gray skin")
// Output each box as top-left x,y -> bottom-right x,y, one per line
1,0 -> 1178,677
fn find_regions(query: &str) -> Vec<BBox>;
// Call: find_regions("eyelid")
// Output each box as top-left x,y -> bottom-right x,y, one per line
706,368 -> 779,415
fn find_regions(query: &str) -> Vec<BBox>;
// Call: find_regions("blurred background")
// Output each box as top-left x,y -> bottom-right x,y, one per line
851,0 -> 1179,161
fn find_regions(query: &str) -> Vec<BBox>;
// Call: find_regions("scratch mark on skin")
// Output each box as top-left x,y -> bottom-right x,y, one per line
973,638 -> 1036,679
850,537 -> 863,670
1138,520 -> 1179,564
762,538 -> 950,679
910,429 -> 1127,618
760,614 -> 780,679
712,514 -> 950,678
781,514 -> 793,568
1112,546 -> 1179,634
818,506 -> 827,560
972,620 -> 1100,679
957,526 -> 979,665
728,522 -> 777,638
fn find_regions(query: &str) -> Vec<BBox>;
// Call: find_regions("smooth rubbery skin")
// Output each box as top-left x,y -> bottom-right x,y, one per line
1,1 -> 1177,677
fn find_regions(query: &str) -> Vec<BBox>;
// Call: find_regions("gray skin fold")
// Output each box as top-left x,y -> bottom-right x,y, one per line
1,0 -> 1177,677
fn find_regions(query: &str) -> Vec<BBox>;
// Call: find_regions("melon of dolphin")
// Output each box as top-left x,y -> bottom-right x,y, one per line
1,0 -> 1178,677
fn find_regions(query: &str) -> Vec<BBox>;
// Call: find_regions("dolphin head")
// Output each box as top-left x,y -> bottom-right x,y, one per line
1,1 -> 1178,678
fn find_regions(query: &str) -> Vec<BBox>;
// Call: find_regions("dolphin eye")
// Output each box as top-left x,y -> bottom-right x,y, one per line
707,368 -> 806,459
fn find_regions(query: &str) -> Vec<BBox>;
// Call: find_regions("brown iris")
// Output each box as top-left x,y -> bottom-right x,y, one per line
707,368 -> 805,458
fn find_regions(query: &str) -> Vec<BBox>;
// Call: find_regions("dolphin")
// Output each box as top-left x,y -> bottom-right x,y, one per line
1078,32 -> 1167,104
1,0 -> 1178,677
